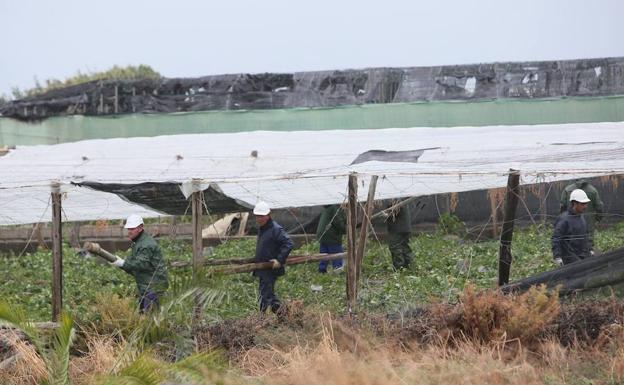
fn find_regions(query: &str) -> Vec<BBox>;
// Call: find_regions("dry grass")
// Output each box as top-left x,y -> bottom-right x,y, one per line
231,315 -> 624,385
0,330 -> 46,385
69,334 -> 119,385
240,323 -> 545,385
3,288 -> 623,385
224,292 -> 624,385
90,292 -> 143,337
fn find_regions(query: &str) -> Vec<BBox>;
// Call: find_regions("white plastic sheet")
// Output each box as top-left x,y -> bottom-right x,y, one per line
1,121 -> 623,225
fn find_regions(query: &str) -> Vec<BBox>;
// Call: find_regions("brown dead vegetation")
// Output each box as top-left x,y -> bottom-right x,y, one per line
2,288 -> 624,384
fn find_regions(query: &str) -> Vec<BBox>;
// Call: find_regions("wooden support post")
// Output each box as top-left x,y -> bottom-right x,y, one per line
539,182 -> 548,224
34,222 -> 47,250
191,180 -> 204,320
51,182 -> 63,321
237,212 -> 249,236
191,180 -> 203,277
346,173 -> 358,313
490,194 -> 500,239
354,175 -> 378,291
114,84 -> 119,114
498,169 -> 520,286
69,222 -> 81,248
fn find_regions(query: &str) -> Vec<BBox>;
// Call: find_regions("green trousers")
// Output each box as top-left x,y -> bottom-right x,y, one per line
388,232 -> 412,270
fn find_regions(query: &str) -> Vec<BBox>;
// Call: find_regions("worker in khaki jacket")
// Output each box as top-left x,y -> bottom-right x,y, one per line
110,214 -> 169,312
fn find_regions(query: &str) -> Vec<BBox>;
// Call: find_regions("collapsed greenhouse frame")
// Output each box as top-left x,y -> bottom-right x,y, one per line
1,121 -> 624,321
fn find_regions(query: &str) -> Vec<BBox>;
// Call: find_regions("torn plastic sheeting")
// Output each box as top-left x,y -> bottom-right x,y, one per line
0,122 -> 623,225
0,184 -> 165,226
350,149 -> 428,165
77,181 -> 252,215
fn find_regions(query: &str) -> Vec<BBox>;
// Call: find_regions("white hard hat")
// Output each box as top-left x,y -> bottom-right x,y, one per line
124,214 -> 144,229
253,201 -> 271,215
569,189 -> 590,203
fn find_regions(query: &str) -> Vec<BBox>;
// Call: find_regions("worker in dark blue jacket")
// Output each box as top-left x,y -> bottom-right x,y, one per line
252,201 -> 294,314
552,189 -> 591,266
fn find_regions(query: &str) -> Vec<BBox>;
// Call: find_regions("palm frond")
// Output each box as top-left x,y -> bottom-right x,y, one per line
0,301 -> 40,342
48,313 -> 75,385
166,350 -> 227,383
105,353 -> 164,385
110,276 -> 228,371
0,301 -> 44,359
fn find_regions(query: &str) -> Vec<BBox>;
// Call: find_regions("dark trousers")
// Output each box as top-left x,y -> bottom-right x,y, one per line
258,274 -> 281,313
138,290 -> 159,313
318,243 -> 344,272
388,232 -> 412,269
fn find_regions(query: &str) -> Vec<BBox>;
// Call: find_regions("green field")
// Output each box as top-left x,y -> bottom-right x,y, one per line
3,220 -> 623,322
2,220 -> 624,385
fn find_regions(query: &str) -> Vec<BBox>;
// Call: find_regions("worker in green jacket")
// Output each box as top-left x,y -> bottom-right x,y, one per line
110,214 -> 169,312
384,200 -> 413,270
560,179 -> 604,253
316,204 -> 346,273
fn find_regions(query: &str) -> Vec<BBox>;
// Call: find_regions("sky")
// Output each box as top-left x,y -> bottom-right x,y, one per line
1,0 -> 624,98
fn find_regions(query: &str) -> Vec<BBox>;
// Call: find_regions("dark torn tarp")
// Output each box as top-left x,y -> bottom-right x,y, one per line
501,246 -> 624,296
350,148 -> 432,165
75,181 -> 252,215
2,57 -> 624,121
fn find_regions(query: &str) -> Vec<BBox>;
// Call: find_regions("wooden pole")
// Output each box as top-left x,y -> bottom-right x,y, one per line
498,169 -> 520,286
191,181 -> 204,277
539,182 -> 548,224
237,212 -> 249,236
346,173 -> 358,313
191,180 -> 204,320
171,256 -> 254,267
69,222 -> 81,248
34,222 -> 47,250
114,84 -> 119,114
354,175 -> 378,292
370,196 -> 419,221
208,253 -> 346,275
51,182 -> 62,321
83,241 -> 119,263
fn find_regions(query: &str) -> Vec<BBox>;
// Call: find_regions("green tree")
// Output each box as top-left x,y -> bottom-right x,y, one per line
10,65 -> 161,99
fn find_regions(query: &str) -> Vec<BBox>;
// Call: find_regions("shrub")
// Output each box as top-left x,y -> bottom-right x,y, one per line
437,213 -> 466,236
458,284 -> 560,344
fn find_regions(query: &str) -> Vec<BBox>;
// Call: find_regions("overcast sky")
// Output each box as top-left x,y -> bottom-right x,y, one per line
1,0 -> 623,97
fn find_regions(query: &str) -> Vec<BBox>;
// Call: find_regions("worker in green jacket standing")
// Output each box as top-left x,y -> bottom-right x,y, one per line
110,214 -> 169,312
316,204 -> 346,273
384,200 -> 413,270
560,179 -> 604,253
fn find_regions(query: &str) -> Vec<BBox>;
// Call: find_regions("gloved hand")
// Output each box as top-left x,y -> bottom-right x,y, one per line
269,259 -> 281,269
111,258 -> 125,268
553,258 -> 563,267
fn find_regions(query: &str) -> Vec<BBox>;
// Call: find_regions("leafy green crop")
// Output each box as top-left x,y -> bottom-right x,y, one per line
1,222 -> 623,322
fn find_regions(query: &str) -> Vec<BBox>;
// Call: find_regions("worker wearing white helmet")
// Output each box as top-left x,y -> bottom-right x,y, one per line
110,214 -> 169,312
551,189 -> 591,267
252,201 -> 293,316
559,179 -> 604,253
